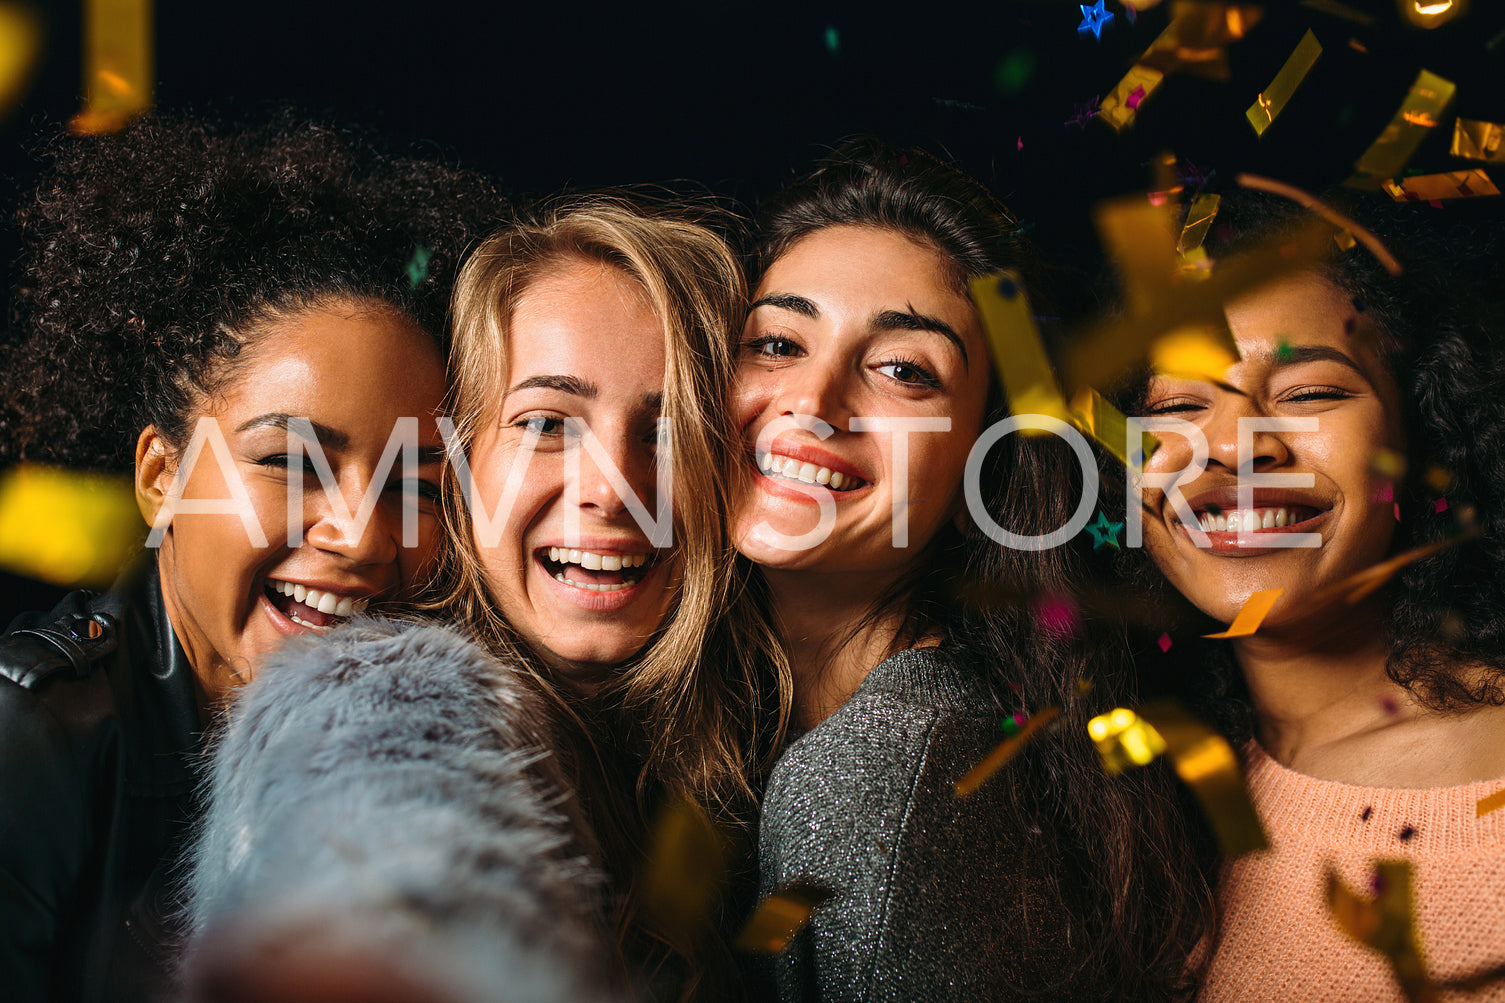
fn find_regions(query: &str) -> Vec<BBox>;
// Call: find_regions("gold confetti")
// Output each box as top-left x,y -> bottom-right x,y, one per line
735,881 -> 834,954
70,0 -> 154,135
1451,118 -> 1505,164
1327,861 -> 1436,1002
1381,169 -> 1499,202
0,464 -> 144,587
1312,529 -> 1478,607
1091,700 -> 1268,858
1477,789 -> 1505,818
640,798 -> 727,945
969,271 -> 1075,428
1138,1 -> 1263,82
1347,70 -> 1456,190
1098,64 -> 1165,132
1246,30 -> 1322,137
1176,192 -> 1221,257
1370,447 -> 1407,481
0,2 -> 40,114
1061,214 -> 1333,393
1097,195 -> 1180,317
1069,389 -> 1161,471
1422,465 -> 1452,493
1399,0 -> 1467,29
1204,588 -> 1283,638
955,705 -> 1061,797
1149,324 -> 1239,383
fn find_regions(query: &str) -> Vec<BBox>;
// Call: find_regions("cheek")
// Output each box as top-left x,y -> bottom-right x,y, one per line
731,371 -> 774,430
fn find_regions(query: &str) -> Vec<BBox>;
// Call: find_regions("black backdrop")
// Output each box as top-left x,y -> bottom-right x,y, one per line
3,0 -> 1503,620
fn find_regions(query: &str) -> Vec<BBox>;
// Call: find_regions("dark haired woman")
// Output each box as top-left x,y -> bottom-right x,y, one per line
1130,192 -> 1505,1000
733,138 -> 1216,1000
0,113 -> 498,1002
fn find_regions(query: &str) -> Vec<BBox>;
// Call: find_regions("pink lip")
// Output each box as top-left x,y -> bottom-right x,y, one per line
259,591 -> 314,637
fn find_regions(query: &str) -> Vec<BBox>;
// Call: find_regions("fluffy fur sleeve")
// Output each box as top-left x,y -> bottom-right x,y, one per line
180,617 -> 615,1003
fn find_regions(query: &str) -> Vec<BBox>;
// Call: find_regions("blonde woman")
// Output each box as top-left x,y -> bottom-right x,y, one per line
185,199 -> 789,1003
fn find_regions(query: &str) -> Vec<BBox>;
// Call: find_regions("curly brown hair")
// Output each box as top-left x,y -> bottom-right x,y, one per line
0,110 -> 505,470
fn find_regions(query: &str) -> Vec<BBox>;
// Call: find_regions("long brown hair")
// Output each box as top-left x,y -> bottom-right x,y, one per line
426,195 -> 791,987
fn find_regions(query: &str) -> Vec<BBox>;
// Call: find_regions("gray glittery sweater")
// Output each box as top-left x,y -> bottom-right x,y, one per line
757,645 -> 1073,1002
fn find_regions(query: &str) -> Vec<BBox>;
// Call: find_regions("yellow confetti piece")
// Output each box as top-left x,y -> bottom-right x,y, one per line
1312,530 -> 1477,607
1204,588 -> 1283,638
1138,2 -> 1263,82
1097,195 -> 1180,317
1399,0 -> 1467,29
1327,861 -> 1436,1002
1477,789 -> 1505,818
1176,192 -> 1221,257
1069,389 -> 1161,471
1381,169 -> 1499,202
1091,700 -> 1268,858
1098,64 -> 1164,133
1246,30 -> 1322,137
735,881 -> 834,954
70,0 -> 154,135
969,271 -> 1075,429
1347,70 -> 1456,190
1451,118 -> 1505,164
0,2 -> 40,114
955,705 -> 1061,797
640,798 -> 727,944
1370,447 -> 1407,481
0,464 -> 144,587
1149,324 -> 1240,383
1062,215 -> 1332,393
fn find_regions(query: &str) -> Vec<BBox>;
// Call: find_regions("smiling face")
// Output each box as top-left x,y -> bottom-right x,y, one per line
139,299 -> 448,706
465,257 -> 675,685
1139,271 -> 1407,629
731,225 -> 991,582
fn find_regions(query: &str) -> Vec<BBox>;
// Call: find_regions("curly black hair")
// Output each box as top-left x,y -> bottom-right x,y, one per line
0,111 -> 506,471
1109,189 -> 1505,742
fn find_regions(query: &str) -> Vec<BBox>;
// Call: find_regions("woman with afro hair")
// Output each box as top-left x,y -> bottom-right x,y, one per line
1125,191 -> 1505,999
0,112 -> 500,1002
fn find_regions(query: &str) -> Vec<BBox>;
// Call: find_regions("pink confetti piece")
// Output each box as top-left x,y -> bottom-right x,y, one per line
1434,497 -> 1448,513
1157,633 -> 1173,653
1126,84 -> 1146,111
1371,481 -> 1393,503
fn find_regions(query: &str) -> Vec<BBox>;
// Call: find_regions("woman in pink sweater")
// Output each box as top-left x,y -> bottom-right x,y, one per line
1131,193 -> 1505,1000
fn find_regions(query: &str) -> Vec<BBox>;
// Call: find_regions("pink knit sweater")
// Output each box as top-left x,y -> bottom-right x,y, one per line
1200,742 -> 1505,1002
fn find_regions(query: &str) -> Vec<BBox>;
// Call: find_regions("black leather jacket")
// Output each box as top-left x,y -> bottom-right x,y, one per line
0,561 -> 204,1002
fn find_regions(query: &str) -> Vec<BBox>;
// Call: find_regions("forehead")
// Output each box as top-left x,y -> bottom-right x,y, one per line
757,225 -> 970,317
508,258 -> 665,377
1225,271 -> 1372,361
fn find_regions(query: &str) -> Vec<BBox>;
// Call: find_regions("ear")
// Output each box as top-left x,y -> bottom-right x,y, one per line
134,426 -> 176,530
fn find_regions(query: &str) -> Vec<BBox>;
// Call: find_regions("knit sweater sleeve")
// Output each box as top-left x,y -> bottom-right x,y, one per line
756,647 -> 1067,1002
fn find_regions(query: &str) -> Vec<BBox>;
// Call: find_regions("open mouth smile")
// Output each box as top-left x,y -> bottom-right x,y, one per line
537,547 -> 658,593
756,451 -> 866,491
1193,505 -> 1324,533
263,579 -> 372,631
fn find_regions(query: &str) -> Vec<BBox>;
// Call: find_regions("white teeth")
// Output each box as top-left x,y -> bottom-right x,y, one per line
546,550 -> 648,570
293,583 -> 307,602
568,549 -> 581,564
267,579 -> 368,621
1197,508 -> 1294,532
759,453 -> 856,491
334,596 -> 355,617
316,591 -> 340,615
552,571 -> 629,593
549,546 -> 560,562
287,611 -> 331,632
601,554 -> 622,571
580,551 -> 603,571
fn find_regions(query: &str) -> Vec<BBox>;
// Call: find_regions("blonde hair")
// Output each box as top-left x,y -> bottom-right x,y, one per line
431,193 -> 790,825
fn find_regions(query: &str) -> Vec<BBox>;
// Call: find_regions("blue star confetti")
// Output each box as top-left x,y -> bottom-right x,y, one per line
1087,510 -> 1124,550
1078,1 -> 1113,41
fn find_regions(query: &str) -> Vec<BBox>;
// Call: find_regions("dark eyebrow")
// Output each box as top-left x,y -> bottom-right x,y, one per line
235,413 -> 350,452
749,293 -> 820,319
506,375 -> 600,398
871,305 -> 970,369
1264,345 -> 1366,377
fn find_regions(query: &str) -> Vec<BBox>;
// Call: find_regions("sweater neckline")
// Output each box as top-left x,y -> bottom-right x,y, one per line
1243,741 -> 1505,855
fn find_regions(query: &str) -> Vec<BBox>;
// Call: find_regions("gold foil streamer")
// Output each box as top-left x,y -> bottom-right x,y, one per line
71,0 -> 154,135
1312,529 -> 1478,607
641,798 -> 727,944
1149,325 -> 1240,383
1347,70 -> 1456,189
735,881 -> 834,954
1069,389 -> 1161,471
1326,861 -> 1436,1002
1246,30 -> 1322,136
1451,118 -> 1505,163
1236,173 -> 1403,275
0,3 -> 40,113
969,271 -> 1075,428
1138,2 -> 1263,82
1204,588 -> 1284,639
1098,64 -> 1165,132
0,464 -> 144,587
1091,700 -> 1268,858
1370,447 -> 1407,481
1177,192 -> 1221,256
1381,169 -> 1499,202
1477,788 -> 1505,818
1097,195 -> 1179,317
956,705 -> 1061,797
1062,215 -> 1332,393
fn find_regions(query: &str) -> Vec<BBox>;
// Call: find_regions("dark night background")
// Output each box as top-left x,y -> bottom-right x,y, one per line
3,0 -> 1503,620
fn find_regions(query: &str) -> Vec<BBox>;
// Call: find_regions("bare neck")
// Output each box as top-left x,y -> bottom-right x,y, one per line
762,567 -> 910,731
1234,598 -> 1505,786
